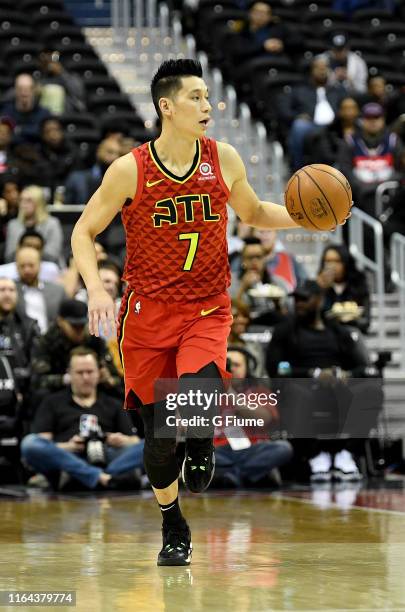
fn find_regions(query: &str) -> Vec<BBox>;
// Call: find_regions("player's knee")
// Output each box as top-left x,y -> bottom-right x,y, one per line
144,436 -> 177,465
179,361 -> 221,380
143,438 -> 178,489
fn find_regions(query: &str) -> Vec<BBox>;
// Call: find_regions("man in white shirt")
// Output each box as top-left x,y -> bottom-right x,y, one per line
15,246 -> 65,333
0,229 -> 60,283
323,32 -> 368,94
280,57 -> 346,170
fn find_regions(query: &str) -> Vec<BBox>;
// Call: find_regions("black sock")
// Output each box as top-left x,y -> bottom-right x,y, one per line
159,497 -> 186,528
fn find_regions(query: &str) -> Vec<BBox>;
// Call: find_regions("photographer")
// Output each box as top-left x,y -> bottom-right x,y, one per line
266,280 -> 382,482
21,347 -> 144,491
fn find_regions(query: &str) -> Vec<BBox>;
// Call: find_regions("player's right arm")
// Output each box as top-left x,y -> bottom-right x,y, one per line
71,152 -> 137,336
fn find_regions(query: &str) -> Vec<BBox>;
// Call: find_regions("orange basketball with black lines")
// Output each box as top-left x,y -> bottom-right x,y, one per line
284,164 -> 352,231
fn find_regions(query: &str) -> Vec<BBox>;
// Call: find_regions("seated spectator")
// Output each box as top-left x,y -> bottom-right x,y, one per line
0,230 -> 60,283
0,277 -> 40,430
0,175 -> 21,262
266,280 -> 381,482
0,74 -> 50,145
120,135 -> 139,156
278,57 -> 346,170
38,49 -> 86,114
21,347 -> 143,491
386,84 -> 405,138
0,174 -> 20,223
5,185 -> 64,264
36,117 -> 78,202
332,0 -> 396,18
254,228 -> 307,292
380,150 -> 405,244
30,298 -> 123,400
229,299 -> 265,376
337,102 -> 403,217
228,1 -> 299,63
65,137 -> 121,204
7,142 -> 44,188
212,346 -> 293,488
322,33 -> 368,94
15,246 -> 65,333
232,237 -> 288,326
0,116 -> 15,175
97,261 -> 123,376
356,75 -> 389,112
59,242 -> 110,299
317,243 -> 371,333
304,96 -> 360,167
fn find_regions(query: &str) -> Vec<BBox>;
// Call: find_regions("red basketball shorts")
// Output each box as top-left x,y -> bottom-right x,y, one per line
117,289 -> 233,408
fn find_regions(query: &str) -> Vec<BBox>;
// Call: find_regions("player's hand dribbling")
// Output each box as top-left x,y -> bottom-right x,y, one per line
88,288 -> 116,337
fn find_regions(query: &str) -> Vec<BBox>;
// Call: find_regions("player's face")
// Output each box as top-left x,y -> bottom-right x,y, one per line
168,76 -> 212,137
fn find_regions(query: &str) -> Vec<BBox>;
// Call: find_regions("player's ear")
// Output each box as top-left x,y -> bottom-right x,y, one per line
159,97 -> 172,119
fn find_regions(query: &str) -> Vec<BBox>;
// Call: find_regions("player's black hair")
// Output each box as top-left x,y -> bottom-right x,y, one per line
151,59 -> 203,120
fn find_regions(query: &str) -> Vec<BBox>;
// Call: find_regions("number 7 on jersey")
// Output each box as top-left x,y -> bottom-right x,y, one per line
179,232 -> 200,271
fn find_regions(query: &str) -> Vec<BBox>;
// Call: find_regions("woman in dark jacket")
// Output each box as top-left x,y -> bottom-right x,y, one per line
317,243 -> 370,333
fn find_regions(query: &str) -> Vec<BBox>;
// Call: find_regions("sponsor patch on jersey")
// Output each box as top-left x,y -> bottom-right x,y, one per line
198,162 -> 216,181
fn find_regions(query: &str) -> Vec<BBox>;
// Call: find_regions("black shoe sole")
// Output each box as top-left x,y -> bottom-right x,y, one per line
157,556 -> 192,566
157,545 -> 192,566
181,451 -> 215,493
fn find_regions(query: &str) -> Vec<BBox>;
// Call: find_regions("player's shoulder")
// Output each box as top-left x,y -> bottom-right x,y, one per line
216,141 -> 242,166
107,151 -> 138,182
215,140 -> 238,159
216,141 -> 245,181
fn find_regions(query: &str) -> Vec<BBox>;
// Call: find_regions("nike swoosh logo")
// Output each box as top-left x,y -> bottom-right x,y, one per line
161,503 -> 175,512
200,306 -> 220,316
146,179 -> 164,188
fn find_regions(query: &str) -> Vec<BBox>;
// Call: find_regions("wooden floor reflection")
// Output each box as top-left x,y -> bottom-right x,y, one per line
0,488 -> 405,611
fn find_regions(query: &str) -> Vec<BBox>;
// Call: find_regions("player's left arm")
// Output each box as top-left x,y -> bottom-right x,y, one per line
217,142 -> 299,229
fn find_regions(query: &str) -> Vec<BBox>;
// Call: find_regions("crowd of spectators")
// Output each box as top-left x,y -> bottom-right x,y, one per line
0,0 -> 398,493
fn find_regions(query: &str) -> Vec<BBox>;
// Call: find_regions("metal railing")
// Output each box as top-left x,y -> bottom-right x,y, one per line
108,0 -> 276,200
375,180 -> 399,219
390,232 -> 405,370
349,206 -> 385,348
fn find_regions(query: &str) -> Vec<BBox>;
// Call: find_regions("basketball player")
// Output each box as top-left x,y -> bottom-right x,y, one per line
71,59 -> 349,566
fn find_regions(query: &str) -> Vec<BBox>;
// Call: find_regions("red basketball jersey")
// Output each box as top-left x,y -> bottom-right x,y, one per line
122,137 -> 231,302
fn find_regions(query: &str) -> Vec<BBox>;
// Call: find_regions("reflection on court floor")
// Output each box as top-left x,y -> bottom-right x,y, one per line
0,486 -> 404,611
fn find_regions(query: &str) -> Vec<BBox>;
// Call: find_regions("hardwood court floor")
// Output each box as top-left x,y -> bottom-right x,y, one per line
0,485 -> 405,612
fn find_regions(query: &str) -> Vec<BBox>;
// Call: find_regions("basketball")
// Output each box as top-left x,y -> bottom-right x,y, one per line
284,164 -> 352,231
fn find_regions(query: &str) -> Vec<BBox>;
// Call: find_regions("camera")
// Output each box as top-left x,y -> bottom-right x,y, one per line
79,414 -> 106,467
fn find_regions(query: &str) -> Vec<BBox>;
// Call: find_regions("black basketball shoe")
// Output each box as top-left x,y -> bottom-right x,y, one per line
182,442 -> 215,493
157,522 -> 192,566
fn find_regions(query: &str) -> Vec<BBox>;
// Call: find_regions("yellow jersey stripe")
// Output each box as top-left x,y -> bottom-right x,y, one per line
118,290 -> 134,377
148,139 -> 201,184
